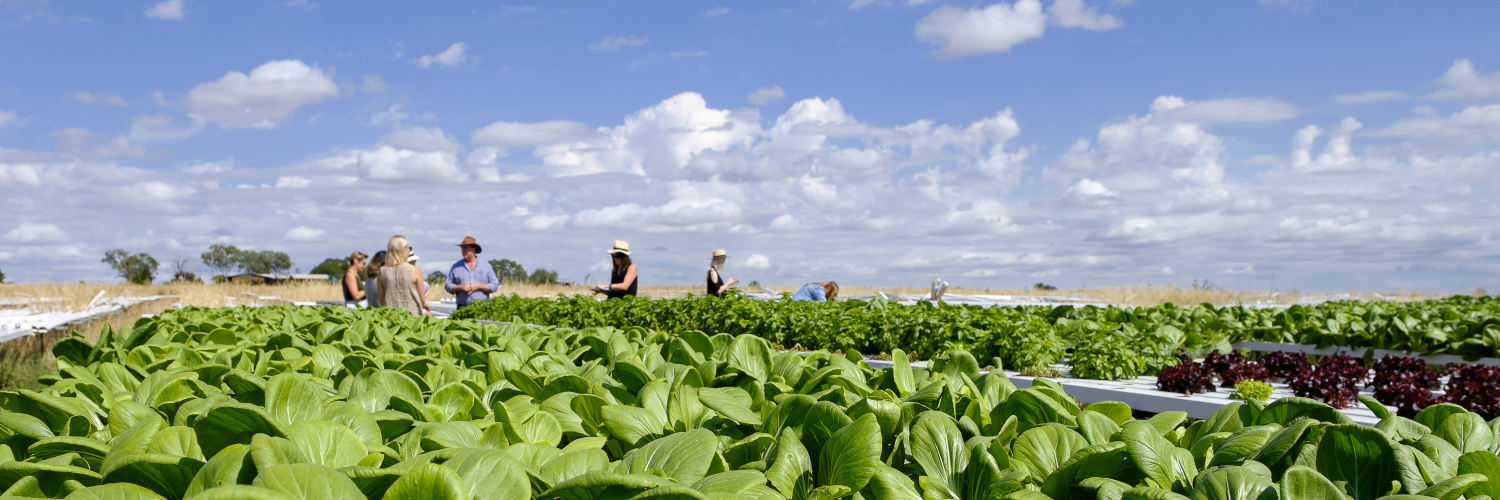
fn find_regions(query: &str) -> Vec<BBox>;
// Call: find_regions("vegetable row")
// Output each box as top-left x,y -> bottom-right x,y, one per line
451,294 -> 1500,380
1,305 -> 1498,500
1159,351 -> 1500,420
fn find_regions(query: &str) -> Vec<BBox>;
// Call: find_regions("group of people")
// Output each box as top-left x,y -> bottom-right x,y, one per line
340,235 -> 438,316
339,235 -> 840,317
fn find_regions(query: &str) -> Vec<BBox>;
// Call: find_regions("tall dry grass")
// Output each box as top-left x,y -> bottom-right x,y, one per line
0,281 -> 1444,309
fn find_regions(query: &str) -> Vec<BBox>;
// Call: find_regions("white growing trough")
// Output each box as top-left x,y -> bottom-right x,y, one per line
863,357 -> 1381,424
464,319 -> 1381,424
0,294 -> 177,345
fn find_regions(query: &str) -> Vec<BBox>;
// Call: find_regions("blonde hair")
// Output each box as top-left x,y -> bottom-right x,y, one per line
348,251 -> 368,265
385,236 -> 410,267
820,281 -> 839,300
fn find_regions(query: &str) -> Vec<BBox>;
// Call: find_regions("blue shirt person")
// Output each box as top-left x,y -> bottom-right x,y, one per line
791,282 -> 838,302
445,237 -> 500,307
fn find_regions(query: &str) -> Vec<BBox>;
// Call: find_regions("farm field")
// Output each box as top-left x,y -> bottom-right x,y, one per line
5,305 -> 1500,500
0,282 -> 1447,310
454,294 -> 1500,418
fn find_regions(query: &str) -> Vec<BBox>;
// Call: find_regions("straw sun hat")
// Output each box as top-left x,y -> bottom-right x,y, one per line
608,240 -> 631,256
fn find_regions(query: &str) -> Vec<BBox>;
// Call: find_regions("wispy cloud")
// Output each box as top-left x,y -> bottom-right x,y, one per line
144,0 -> 184,20
72,91 -> 129,107
589,35 -> 648,52
410,42 -> 469,69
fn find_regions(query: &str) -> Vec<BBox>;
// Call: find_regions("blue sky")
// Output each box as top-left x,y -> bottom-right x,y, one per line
1,0 -> 1498,292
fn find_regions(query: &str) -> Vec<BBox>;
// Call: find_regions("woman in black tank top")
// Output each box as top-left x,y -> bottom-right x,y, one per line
706,249 -> 738,297
592,240 -> 638,299
342,252 -> 368,308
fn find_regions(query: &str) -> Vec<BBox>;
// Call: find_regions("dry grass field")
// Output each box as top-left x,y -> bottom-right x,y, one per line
0,281 -> 1446,310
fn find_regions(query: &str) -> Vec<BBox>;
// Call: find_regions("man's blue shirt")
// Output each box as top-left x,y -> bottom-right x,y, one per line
446,259 -> 500,306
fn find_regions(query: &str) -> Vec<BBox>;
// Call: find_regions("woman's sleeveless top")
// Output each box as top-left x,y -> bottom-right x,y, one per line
342,271 -> 357,301
379,263 -> 424,315
706,268 -> 724,297
607,265 -> 638,299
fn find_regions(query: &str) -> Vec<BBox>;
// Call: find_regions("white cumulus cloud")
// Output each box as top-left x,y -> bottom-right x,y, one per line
285,226 -> 326,241
2,223 -> 67,245
743,254 -> 770,269
915,1 -> 1048,59
1430,59 -> 1500,100
355,146 -> 468,183
183,59 -> 339,129
914,0 -> 1118,59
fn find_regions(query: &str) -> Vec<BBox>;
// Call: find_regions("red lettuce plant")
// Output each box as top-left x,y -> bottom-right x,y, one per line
1220,362 -> 1272,388
1371,355 -> 1440,418
1444,364 -> 1500,419
1204,351 -> 1245,376
1157,350 -> 1216,395
1202,350 -> 1272,388
1288,353 -> 1367,408
1259,351 -> 1312,382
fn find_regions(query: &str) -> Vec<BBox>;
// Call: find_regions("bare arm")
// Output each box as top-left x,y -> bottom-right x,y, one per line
616,265 -> 638,290
598,265 -> 639,291
711,268 -> 734,295
345,269 -> 365,300
410,266 -> 432,314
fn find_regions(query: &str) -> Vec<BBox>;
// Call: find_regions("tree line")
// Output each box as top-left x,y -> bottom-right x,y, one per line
200,244 -> 294,281
92,245 -> 561,286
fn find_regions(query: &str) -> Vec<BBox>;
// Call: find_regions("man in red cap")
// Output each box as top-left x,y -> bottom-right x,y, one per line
445,236 -> 500,310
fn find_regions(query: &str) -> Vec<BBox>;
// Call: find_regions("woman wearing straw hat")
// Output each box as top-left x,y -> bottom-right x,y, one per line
592,240 -> 638,299
706,249 -> 739,297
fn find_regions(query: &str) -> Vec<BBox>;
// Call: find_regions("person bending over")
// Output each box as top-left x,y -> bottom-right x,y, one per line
791,281 -> 839,302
